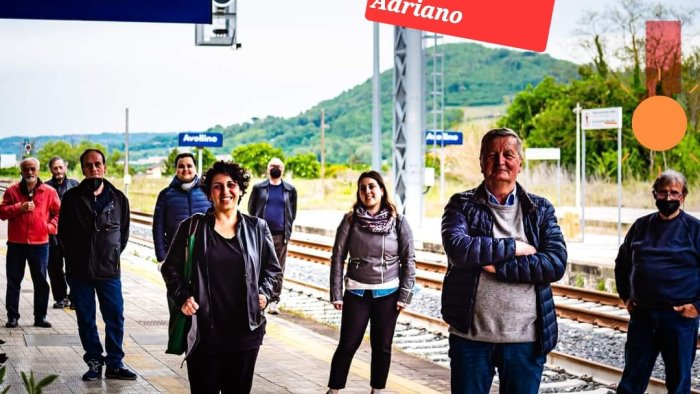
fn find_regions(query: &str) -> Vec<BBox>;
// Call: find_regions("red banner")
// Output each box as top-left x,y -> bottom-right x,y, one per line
365,0 -> 555,52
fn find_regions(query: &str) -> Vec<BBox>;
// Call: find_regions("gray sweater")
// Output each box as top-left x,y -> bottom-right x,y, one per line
451,196 -> 537,343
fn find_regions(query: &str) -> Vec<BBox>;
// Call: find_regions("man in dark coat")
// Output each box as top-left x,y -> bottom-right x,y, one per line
248,157 -> 297,314
615,170 -> 700,394
58,149 -> 137,382
152,152 -> 210,263
441,128 -> 567,394
44,156 -> 79,309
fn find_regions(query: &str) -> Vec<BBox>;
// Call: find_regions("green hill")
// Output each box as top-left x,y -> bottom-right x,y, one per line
213,43 -> 579,163
0,43 -> 579,164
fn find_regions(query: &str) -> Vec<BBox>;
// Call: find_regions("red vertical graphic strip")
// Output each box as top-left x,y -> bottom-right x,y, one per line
646,21 -> 682,97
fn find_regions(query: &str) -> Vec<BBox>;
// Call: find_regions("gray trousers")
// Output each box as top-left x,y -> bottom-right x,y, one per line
271,234 -> 288,303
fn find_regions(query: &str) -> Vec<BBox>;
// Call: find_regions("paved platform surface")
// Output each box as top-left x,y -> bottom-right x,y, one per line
0,221 -> 450,393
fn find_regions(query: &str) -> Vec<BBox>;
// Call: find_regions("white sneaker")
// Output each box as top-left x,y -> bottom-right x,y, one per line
268,301 -> 279,315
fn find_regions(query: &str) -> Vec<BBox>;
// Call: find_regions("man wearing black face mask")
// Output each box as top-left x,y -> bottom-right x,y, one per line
248,157 -> 297,314
58,149 -> 137,382
615,169 -> 700,394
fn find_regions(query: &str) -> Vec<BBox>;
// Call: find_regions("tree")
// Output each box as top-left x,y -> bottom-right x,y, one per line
232,143 -> 285,177
499,74 -> 643,180
286,153 -> 320,178
163,148 -> 181,176
200,148 -> 217,172
36,141 -> 74,171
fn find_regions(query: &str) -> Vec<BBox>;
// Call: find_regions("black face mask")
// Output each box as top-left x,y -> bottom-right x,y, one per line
85,178 -> 103,192
270,168 -> 282,179
656,199 -> 681,217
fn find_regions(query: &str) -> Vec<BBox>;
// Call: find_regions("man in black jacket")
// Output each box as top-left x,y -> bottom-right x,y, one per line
248,158 -> 297,314
615,170 -> 700,394
45,156 -> 79,309
441,128 -> 567,394
58,149 -> 137,382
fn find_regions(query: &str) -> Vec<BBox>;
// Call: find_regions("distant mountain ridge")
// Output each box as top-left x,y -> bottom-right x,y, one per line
0,43 -> 580,164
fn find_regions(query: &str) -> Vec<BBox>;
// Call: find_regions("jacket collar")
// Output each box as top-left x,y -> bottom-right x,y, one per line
260,178 -> 292,191
19,178 -> 42,198
474,181 -> 535,213
169,175 -> 201,189
78,177 -> 114,197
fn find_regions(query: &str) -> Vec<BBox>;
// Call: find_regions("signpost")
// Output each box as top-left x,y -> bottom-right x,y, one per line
178,132 -> 223,174
426,130 -> 463,202
580,107 -> 623,245
425,130 -> 463,145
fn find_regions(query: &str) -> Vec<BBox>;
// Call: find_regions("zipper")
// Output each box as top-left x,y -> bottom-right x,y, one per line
380,234 -> 385,283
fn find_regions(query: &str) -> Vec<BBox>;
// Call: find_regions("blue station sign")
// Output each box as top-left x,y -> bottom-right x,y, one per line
425,130 -> 463,146
0,0 -> 211,24
179,132 -> 223,148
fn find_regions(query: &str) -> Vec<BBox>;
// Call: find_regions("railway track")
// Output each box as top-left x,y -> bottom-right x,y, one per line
129,210 -> 632,335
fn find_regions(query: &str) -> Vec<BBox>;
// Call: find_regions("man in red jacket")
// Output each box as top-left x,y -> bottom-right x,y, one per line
0,157 -> 60,328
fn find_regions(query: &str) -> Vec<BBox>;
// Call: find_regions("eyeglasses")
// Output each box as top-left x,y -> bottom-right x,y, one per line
653,190 -> 683,200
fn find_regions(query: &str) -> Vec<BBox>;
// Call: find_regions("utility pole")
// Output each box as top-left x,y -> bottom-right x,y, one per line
371,22 -> 382,172
124,107 -> 130,197
320,108 -> 327,200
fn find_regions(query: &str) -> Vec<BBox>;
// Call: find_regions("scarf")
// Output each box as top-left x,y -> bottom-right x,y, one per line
181,178 -> 198,191
353,206 -> 395,235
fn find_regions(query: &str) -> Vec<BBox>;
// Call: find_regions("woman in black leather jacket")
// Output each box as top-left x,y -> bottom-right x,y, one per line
327,170 -> 416,394
161,161 -> 281,394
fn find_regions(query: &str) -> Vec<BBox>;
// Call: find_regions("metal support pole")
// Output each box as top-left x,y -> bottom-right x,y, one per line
321,109 -> 326,201
124,108 -> 130,197
372,23 -> 382,172
582,129 -> 586,241
618,126 -> 622,246
574,103 -> 581,209
392,27 -> 424,229
197,147 -> 203,175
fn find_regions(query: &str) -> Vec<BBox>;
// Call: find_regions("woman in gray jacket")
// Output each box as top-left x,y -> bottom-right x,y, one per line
327,171 -> 416,393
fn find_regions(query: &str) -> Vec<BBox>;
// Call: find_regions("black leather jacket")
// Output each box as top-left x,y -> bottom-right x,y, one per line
247,179 -> 297,241
161,211 -> 282,357
59,179 -> 130,280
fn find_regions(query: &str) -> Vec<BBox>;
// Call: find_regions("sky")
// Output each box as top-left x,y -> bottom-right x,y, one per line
0,0 -> 698,137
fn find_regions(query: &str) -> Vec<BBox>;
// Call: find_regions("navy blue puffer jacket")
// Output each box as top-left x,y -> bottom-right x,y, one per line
152,176 -> 211,261
441,182 -> 567,354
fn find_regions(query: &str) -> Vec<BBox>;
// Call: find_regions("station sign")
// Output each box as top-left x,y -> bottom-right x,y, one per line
178,132 -> 223,148
425,130 -> 463,146
525,148 -> 560,160
0,0 -> 211,24
581,107 -> 623,130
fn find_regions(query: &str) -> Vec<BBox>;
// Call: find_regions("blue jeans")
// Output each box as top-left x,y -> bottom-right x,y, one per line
449,334 -> 545,394
6,243 -> 50,321
617,309 -> 699,394
68,276 -> 125,368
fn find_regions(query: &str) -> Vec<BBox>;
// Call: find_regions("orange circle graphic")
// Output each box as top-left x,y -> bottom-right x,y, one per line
632,96 -> 687,151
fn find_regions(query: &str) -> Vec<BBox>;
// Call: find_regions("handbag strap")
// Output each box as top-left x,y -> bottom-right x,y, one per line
184,214 -> 201,283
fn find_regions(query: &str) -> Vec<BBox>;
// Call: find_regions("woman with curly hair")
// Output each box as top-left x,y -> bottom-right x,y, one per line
327,170 -> 416,393
161,161 -> 281,393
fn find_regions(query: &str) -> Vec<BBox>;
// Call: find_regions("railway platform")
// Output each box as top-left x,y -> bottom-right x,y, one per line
0,221 -> 451,393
